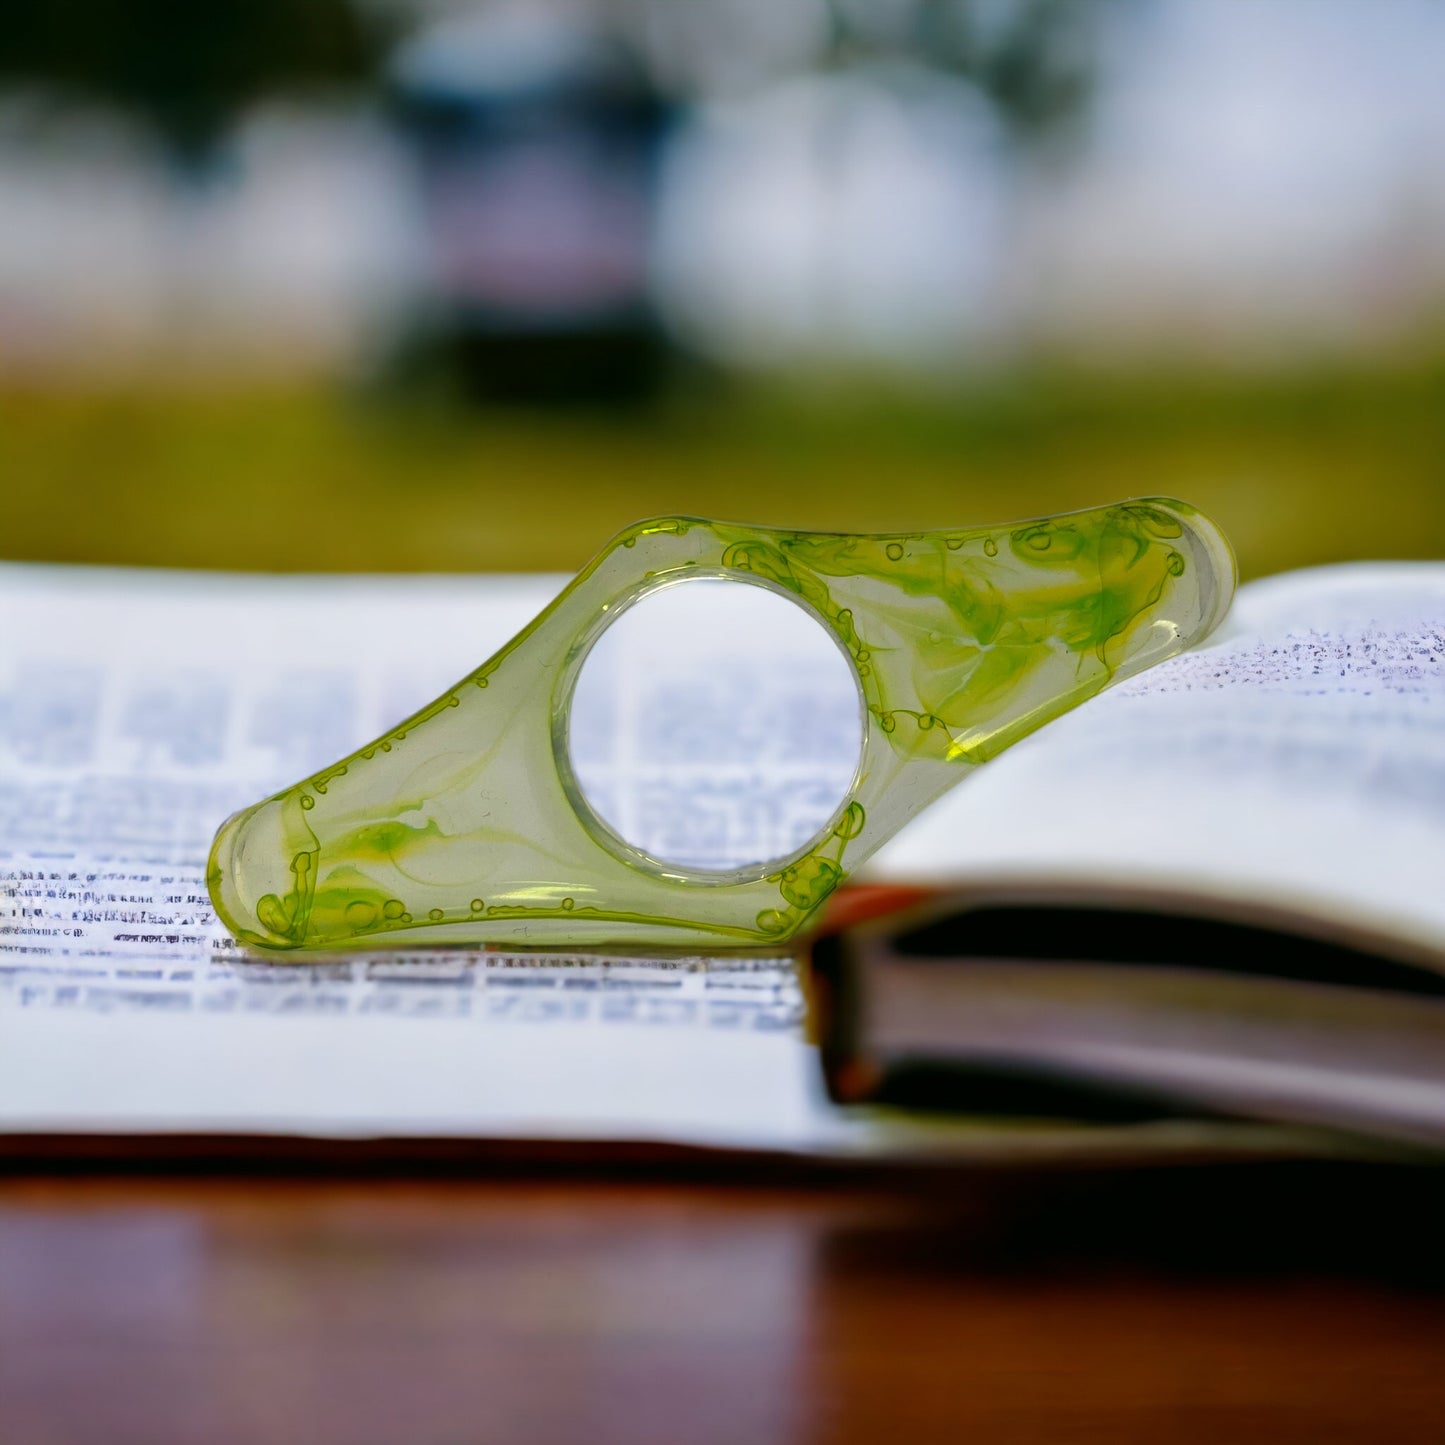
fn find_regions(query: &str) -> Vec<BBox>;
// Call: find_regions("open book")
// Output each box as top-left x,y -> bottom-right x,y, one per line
826,563 -> 1445,1149
1,558 -> 1439,1162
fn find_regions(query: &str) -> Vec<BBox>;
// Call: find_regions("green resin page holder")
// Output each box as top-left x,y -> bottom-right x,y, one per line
208,500 -> 1235,953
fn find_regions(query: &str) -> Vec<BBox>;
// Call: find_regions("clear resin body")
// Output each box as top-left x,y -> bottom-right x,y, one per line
208,500 -> 1235,951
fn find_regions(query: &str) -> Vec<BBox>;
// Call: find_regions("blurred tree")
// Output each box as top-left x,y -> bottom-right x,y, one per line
0,0 -> 392,162
612,0 -> 1118,153
0,0 -> 1113,161
826,0 -> 1114,150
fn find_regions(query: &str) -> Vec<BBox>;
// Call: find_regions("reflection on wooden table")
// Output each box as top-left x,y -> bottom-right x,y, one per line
1,1165 -> 1441,1445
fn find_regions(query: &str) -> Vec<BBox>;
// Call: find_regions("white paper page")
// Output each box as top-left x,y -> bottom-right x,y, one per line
0,565 -> 854,1150
871,563 -> 1445,951
0,561 -> 1364,1160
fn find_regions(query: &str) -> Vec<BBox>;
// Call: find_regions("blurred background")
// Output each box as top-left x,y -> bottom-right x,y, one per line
1,0 -> 1442,577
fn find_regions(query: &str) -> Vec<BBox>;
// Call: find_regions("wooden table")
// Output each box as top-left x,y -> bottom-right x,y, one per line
2,1163 -> 1442,1445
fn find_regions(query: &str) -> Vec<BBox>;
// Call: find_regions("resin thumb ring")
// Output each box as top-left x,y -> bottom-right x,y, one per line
208,500 -> 1235,951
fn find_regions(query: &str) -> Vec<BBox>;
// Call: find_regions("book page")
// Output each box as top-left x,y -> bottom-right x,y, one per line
0,560 -> 1379,1159
0,565 -> 849,1151
8,563 -> 1186,1160
869,563 -> 1445,952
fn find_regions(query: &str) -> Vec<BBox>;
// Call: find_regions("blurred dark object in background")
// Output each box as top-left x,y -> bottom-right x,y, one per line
385,10 -> 673,405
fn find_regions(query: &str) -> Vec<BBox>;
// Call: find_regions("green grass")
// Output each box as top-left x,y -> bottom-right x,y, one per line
4,360 -> 1443,579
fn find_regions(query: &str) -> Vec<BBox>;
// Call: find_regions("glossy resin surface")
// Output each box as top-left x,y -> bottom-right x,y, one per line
208,500 -> 1235,951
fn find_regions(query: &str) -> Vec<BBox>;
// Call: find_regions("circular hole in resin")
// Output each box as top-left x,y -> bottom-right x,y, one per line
567,578 -> 864,874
